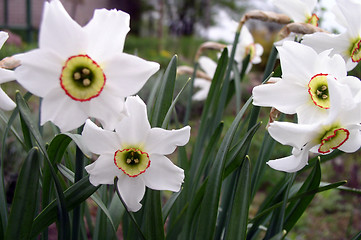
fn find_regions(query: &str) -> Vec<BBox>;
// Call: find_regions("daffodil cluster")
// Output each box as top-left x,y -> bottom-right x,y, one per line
252,40 -> 361,172
2,0 -> 190,212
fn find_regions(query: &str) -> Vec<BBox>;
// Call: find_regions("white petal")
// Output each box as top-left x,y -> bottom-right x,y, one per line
39,0 -> 85,58
339,76 -> 361,103
82,119 -> 120,155
116,174 -> 145,212
85,154 -> 120,185
142,154 -> 184,192
83,90 -> 126,131
296,102 -> 328,124
272,0 -> 311,22
0,88 -> 15,111
336,0 -> 361,37
268,121 -> 318,149
0,31 -> 9,49
103,53 -> 159,97
192,78 -> 211,101
198,56 -> 217,77
277,41 -> 317,81
84,9 -> 130,60
267,147 -> 310,172
338,127 -> 361,153
144,126 -> 191,155
115,96 -> 151,147
0,68 -> 15,83
252,79 -> 308,114
14,49 -> 62,97
41,88 -> 87,132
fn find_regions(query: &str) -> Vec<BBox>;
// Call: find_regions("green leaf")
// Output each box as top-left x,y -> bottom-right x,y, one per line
161,78 -> 191,129
30,176 -> 99,238
162,191 -> 182,222
16,92 -> 71,239
151,55 -> 177,127
224,157 -> 251,240
284,160 -> 321,232
5,148 -> 40,240
351,230 -> 361,240
194,103 -> 248,240
57,163 -> 118,238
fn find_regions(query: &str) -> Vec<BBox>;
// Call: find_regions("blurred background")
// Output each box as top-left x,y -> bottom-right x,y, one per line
0,0 -> 360,239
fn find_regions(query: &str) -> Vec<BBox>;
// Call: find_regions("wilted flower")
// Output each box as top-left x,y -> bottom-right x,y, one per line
272,0 -> 319,26
0,31 -> 16,111
252,41 -> 361,124
83,96 -> 190,212
266,81 -> 361,172
302,0 -> 361,70
14,0 -> 159,132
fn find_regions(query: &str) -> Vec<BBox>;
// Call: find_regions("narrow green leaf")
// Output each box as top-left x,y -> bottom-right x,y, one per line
16,92 -> 70,240
151,55 -> 177,127
161,78 -> 191,129
30,176 -> 99,238
284,160 -> 321,232
224,157 -> 251,240
351,230 -> 361,240
195,104 -> 248,240
143,190 -> 164,240
264,173 -> 296,239
5,148 -> 40,240
57,163 -> 118,237
162,190 -> 182,222
224,120 -> 260,178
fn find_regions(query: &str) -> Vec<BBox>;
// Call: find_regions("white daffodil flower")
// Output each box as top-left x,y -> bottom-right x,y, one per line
0,31 -> 16,111
228,26 -> 264,74
302,0 -> 361,70
272,0 -> 319,26
266,79 -> 361,172
252,41 -> 361,124
83,96 -> 190,212
192,56 -> 216,101
14,0 -> 159,132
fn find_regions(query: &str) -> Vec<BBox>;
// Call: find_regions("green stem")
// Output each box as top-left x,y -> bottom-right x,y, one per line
71,126 -> 84,240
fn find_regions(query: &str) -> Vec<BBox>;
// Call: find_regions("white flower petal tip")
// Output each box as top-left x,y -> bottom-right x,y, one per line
266,150 -> 309,173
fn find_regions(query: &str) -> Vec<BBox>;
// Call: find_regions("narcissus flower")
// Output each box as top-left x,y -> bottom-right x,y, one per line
14,0 -> 159,132
302,0 -> 361,70
228,26 -> 263,73
83,96 -> 190,212
272,0 -> 319,26
266,81 -> 361,172
252,41 -> 361,124
0,31 -> 16,111
192,56 -> 216,101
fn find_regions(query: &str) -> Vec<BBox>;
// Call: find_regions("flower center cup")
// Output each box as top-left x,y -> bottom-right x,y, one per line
60,54 -> 106,101
114,148 -> 150,177
318,127 -> 350,154
308,73 -> 330,109
350,38 -> 361,63
245,43 -> 256,61
306,13 -> 319,26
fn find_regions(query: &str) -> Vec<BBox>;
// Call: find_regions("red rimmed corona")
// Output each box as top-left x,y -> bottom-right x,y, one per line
60,54 -> 106,102
114,148 -> 150,177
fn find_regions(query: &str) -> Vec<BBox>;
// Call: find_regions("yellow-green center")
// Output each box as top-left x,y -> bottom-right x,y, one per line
306,13 -> 319,26
114,148 -> 150,177
318,127 -> 349,154
60,54 -> 106,101
350,38 -> 361,63
308,73 -> 330,109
